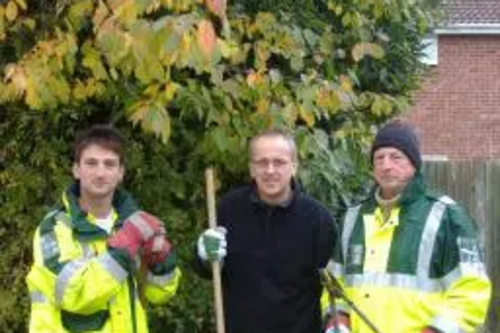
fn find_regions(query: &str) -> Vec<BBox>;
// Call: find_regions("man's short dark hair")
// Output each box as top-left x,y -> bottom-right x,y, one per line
249,129 -> 297,162
73,125 -> 126,164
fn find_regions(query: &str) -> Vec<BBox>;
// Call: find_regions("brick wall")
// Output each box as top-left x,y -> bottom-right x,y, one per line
406,35 -> 500,160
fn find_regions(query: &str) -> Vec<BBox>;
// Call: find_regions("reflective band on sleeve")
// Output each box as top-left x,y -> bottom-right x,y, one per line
440,262 -> 489,290
326,260 -> 343,278
345,271 -> 443,293
417,200 -> 446,278
55,258 -> 88,304
97,252 -> 128,283
342,205 -> 361,263
431,315 -> 464,333
128,212 -> 155,240
40,232 -> 60,261
147,270 -> 176,287
30,291 -> 48,304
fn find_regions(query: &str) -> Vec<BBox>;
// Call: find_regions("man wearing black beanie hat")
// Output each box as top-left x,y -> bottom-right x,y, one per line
325,120 -> 491,333
371,120 -> 422,170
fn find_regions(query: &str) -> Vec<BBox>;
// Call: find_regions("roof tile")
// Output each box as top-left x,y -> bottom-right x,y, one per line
444,0 -> 500,25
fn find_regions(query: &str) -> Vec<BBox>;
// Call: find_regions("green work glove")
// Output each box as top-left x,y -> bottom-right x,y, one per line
197,226 -> 227,262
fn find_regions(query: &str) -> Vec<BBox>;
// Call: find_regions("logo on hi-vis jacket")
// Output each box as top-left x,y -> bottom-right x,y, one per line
346,244 -> 364,268
457,237 -> 483,263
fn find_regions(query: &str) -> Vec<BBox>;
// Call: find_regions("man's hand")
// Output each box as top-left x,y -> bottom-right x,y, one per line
142,234 -> 172,267
325,325 -> 350,333
108,211 -> 164,258
197,226 -> 227,262
325,313 -> 351,333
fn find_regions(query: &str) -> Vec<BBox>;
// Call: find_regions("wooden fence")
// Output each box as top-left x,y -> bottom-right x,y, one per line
423,160 -> 500,333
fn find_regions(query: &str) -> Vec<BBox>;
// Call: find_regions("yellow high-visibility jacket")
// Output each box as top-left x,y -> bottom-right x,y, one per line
329,174 -> 491,333
26,184 -> 181,333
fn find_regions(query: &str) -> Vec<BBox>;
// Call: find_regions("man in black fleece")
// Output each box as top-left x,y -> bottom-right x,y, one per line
194,129 -> 337,333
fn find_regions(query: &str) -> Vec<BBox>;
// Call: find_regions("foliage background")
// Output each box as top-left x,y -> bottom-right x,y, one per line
0,0 -> 435,331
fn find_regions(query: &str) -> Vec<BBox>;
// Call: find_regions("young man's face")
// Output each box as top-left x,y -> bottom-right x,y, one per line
72,144 -> 124,201
373,147 -> 416,199
249,136 -> 296,205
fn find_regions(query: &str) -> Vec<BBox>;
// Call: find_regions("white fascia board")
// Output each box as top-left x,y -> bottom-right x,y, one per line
435,24 -> 500,35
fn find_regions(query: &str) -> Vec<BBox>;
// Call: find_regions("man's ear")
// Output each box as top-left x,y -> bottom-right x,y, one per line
291,162 -> 298,177
249,163 -> 256,180
72,163 -> 79,180
118,166 -> 125,183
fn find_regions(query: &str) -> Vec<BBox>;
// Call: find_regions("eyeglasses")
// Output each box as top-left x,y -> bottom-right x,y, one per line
251,158 -> 293,170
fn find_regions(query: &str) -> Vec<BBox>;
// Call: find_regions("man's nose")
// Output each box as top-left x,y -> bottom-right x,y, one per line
378,156 -> 393,169
94,163 -> 108,175
264,162 -> 277,172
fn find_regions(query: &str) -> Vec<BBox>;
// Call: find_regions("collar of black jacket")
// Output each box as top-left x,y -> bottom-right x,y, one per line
250,178 -> 301,209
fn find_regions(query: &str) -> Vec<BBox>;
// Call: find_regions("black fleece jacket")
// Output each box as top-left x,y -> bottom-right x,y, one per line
194,184 -> 337,333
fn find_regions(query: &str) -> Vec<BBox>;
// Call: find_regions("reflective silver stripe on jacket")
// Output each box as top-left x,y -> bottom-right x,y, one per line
431,315 -> 465,333
30,291 -> 48,304
147,269 -> 177,287
40,232 -> 59,260
440,262 -> 488,290
97,252 -> 128,283
55,212 -> 73,228
128,212 -> 155,240
345,271 -> 443,293
416,197 -> 450,278
342,261 -> 488,294
342,205 -> 361,263
55,258 -> 88,304
81,243 -> 94,258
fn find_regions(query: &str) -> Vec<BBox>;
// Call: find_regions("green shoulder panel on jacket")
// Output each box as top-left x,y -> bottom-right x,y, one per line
38,209 -> 66,274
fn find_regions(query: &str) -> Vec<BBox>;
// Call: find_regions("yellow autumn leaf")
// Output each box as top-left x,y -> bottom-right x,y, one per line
14,0 -> 27,11
352,42 -> 385,62
93,1 -> 110,30
315,88 -> 330,108
164,82 -> 179,102
339,74 -> 352,92
5,1 -> 18,22
256,98 -> 269,114
298,105 -> 315,127
4,64 -> 27,91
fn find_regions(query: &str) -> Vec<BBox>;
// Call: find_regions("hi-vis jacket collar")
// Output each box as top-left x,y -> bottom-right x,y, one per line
61,183 -> 138,241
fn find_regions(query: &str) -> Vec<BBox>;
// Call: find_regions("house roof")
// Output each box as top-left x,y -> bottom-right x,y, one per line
435,0 -> 500,34
444,0 -> 500,25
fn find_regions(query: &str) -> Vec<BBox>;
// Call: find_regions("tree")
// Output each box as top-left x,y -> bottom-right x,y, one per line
0,0 -> 434,331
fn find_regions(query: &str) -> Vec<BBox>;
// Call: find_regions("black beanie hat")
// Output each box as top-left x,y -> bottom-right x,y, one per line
371,121 -> 422,170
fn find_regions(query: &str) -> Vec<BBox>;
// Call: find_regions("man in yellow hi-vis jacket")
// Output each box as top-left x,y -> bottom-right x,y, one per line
326,120 -> 491,333
26,125 -> 181,332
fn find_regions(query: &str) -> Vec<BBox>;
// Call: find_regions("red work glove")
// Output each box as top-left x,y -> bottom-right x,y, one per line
108,211 -> 163,258
142,234 -> 172,267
